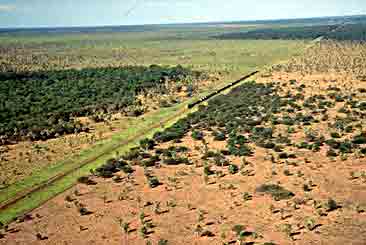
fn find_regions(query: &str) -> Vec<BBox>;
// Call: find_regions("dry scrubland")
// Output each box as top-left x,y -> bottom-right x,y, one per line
0,33 -> 303,186
1,40 -> 366,244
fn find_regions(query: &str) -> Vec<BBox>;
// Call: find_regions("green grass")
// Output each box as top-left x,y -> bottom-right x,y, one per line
0,97 -> 198,224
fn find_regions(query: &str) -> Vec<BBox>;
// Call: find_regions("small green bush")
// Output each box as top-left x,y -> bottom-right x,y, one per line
191,130 -> 204,140
147,176 -> 160,188
256,184 -> 295,201
228,164 -> 239,174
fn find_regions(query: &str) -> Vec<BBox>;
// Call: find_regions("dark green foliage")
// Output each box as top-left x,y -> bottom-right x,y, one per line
202,150 -> 221,160
326,149 -> 338,157
204,165 -> 215,176
212,131 -> 226,141
228,164 -> 239,174
140,139 -> 156,150
0,65 -> 202,143
147,176 -> 160,188
120,164 -> 134,174
77,176 -> 97,185
232,225 -> 246,236
122,148 -> 141,161
325,198 -> 338,212
278,152 -> 296,159
256,184 -> 295,201
358,102 -> 366,111
141,155 -> 160,167
163,157 -> 189,165
95,157 -> 134,177
158,239 -> 168,245
228,143 -> 253,156
95,158 -> 119,178
330,132 -> 341,139
148,82 -> 287,160
339,140 -> 354,154
296,141 -> 312,150
352,134 -> 366,144
153,118 -> 190,143
325,139 -> 340,149
191,130 -> 204,140
215,25 -> 338,40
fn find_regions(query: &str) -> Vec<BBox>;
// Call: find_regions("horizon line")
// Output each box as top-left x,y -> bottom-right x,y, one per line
1,13 -> 365,30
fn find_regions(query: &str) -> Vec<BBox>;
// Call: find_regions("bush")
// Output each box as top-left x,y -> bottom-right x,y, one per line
141,155 -> 160,167
147,176 -> 160,188
191,130 -> 204,140
212,131 -> 226,141
352,134 -> 366,144
278,152 -> 296,159
326,149 -> 338,157
228,144 -> 253,157
256,184 -> 295,201
228,164 -> 239,174
153,119 -> 190,143
122,148 -> 141,161
204,165 -> 215,175
77,176 -> 97,185
163,157 -> 189,165
330,132 -> 341,138
140,138 -> 155,150
339,140 -> 353,154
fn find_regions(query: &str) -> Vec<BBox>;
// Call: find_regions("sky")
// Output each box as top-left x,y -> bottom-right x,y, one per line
0,0 -> 365,28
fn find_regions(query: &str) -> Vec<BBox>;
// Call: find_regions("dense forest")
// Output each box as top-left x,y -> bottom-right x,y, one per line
215,23 -> 366,41
0,65 -> 202,144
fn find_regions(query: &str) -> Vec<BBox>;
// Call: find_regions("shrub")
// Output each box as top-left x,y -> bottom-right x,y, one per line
163,157 -> 189,165
141,155 -> 160,167
242,192 -> 253,201
77,176 -> 97,185
228,144 -> 253,157
158,239 -> 168,245
278,152 -> 296,159
339,140 -> 354,154
153,118 -> 190,143
95,159 -> 120,178
191,130 -> 204,140
122,148 -> 141,161
147,176 -> 160,188
330,132 -> 341,138
352,134 -> 366,144
232,224 -> 246,236
324,198 -> 338,212
140,138 -> 155,150
212,131 -> 226,141
78,207 -> 93,216
121,164 -> 134,174
326,149 -> 338,157
325,139 -> 340,149
228,164 -> 239,174
204,165 -> 215,176
256,184 -> 295,201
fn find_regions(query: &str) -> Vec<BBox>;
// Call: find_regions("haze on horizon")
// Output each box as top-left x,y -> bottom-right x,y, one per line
0,0 -> 365,28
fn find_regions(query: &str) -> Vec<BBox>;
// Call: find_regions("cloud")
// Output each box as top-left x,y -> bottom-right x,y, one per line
0,4 -> 16,12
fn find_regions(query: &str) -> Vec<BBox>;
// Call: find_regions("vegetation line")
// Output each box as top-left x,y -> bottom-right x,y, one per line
0,71 -> 258,217
188,71 -> 259,108
0,106 -> 186,212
